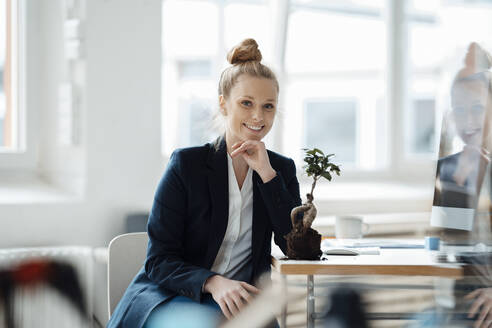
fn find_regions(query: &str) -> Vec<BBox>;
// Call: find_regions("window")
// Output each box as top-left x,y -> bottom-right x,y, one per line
408,98 -> 435,154
161,0 -> 492,180
0,0 -> 20,151
304,100 -> 358,166
284,1 -> 387,171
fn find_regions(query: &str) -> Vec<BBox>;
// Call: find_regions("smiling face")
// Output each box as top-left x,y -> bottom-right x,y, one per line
219,74 -> 278,146
451,80 -> 489,146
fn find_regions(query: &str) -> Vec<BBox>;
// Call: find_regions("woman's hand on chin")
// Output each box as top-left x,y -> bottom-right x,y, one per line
203,275 -> 259,319
230,140 -> 276,183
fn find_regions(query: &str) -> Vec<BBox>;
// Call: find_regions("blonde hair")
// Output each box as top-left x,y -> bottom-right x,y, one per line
212,39 -> 279,137
218,38 -> 279,97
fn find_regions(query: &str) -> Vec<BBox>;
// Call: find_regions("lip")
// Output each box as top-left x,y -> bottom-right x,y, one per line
243,123 -> 264,133
464,128 -> 481,136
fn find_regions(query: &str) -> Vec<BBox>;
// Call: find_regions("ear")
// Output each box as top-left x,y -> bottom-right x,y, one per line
219,95 -> 227,115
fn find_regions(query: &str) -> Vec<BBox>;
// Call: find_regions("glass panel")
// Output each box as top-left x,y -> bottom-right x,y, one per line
304,100 -> 357,165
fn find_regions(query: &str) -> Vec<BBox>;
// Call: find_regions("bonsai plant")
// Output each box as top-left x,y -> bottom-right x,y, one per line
284,148 -> 341,260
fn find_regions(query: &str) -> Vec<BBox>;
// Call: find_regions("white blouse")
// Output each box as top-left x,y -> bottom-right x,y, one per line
210,152 -> 254,280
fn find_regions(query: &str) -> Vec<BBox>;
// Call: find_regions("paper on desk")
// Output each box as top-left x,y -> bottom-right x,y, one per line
321,240 -> 380,255
322,238 -> 424,249
322,247 -> 381,255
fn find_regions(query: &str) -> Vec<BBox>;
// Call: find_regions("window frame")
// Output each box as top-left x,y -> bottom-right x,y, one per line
0,0 -> 36,171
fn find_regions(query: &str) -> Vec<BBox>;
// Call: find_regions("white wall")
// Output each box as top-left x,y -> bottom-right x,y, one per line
0,0 -> 164,248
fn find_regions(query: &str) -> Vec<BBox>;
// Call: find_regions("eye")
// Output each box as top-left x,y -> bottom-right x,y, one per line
471,104 -> 485,116
241,100 -> 253,107
453,106 -> 465,117
263,103 -> 275,111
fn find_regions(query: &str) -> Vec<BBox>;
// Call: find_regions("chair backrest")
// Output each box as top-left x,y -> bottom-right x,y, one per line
107,232 -> 149,317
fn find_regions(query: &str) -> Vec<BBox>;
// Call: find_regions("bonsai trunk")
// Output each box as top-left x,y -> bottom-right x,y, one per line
284,189 -> 322,260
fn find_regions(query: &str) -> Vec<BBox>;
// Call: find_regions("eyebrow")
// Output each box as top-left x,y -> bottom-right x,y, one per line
243,95 -> 276,102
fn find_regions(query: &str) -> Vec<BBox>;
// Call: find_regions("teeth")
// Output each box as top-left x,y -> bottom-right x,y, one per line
245,124 -> 263,131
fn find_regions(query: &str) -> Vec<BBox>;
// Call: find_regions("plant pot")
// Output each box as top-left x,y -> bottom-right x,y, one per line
284,225 -> 322,260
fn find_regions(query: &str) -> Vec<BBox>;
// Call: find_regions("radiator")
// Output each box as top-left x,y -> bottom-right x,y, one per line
0,247 -> 94,328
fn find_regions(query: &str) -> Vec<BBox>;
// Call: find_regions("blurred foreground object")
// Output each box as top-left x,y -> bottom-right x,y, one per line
319,287 -> 367,328
221,273 -> 304,328
0,259 -> 88,328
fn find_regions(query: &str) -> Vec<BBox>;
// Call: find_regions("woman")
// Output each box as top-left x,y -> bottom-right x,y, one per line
424,42 -> 492,328
107,38 -> 301,328
433,42 -> 492,232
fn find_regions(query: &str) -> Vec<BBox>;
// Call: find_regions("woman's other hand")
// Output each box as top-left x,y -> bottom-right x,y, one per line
465,288 -> 492,327
203,275 -> 259,319
230,140 -> 276,183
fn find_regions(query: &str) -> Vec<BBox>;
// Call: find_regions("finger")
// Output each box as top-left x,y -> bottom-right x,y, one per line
476,305 -> 491,328
231,142 -> 253,155
485,312 -> 492,328
231,292 -> 246,312
470,298 -> 486,318
240,282 -> 260,294
224,297 -> 240,317
231,141 -> 243,150
230,145 -> 245,157
218,299 -> 232,320
467,289 -> 484,300
239,288 -> 253,303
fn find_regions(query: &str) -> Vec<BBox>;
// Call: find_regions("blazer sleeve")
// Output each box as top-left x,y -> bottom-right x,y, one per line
144,150 -> 216,302
257,158 -> 301,254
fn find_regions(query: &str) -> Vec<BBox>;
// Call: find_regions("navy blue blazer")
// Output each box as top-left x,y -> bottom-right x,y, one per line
107,136 -> 301,328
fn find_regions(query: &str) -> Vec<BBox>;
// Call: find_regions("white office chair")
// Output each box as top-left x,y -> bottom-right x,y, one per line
107,232 -> 149,317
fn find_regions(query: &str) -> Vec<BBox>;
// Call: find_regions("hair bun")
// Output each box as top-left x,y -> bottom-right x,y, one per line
464,42 -> 492,72
227,38 -> 262,65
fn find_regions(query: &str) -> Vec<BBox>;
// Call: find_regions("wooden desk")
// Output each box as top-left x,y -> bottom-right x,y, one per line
272,249 -> 463,328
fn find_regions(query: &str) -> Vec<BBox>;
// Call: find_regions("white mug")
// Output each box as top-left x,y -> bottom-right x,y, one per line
335,216 -> 369,239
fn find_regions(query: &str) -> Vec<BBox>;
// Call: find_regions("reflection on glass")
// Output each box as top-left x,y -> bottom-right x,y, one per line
431,43 -> 492,243
304,100 -> 357,165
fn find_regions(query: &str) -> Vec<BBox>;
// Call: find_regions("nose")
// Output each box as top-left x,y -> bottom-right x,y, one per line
465,108 -> 476,127
252,105 -> 264,122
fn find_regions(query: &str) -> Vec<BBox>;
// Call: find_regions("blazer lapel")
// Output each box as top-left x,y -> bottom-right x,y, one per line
251,171 -> 268,270
205,136 -> 229,269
